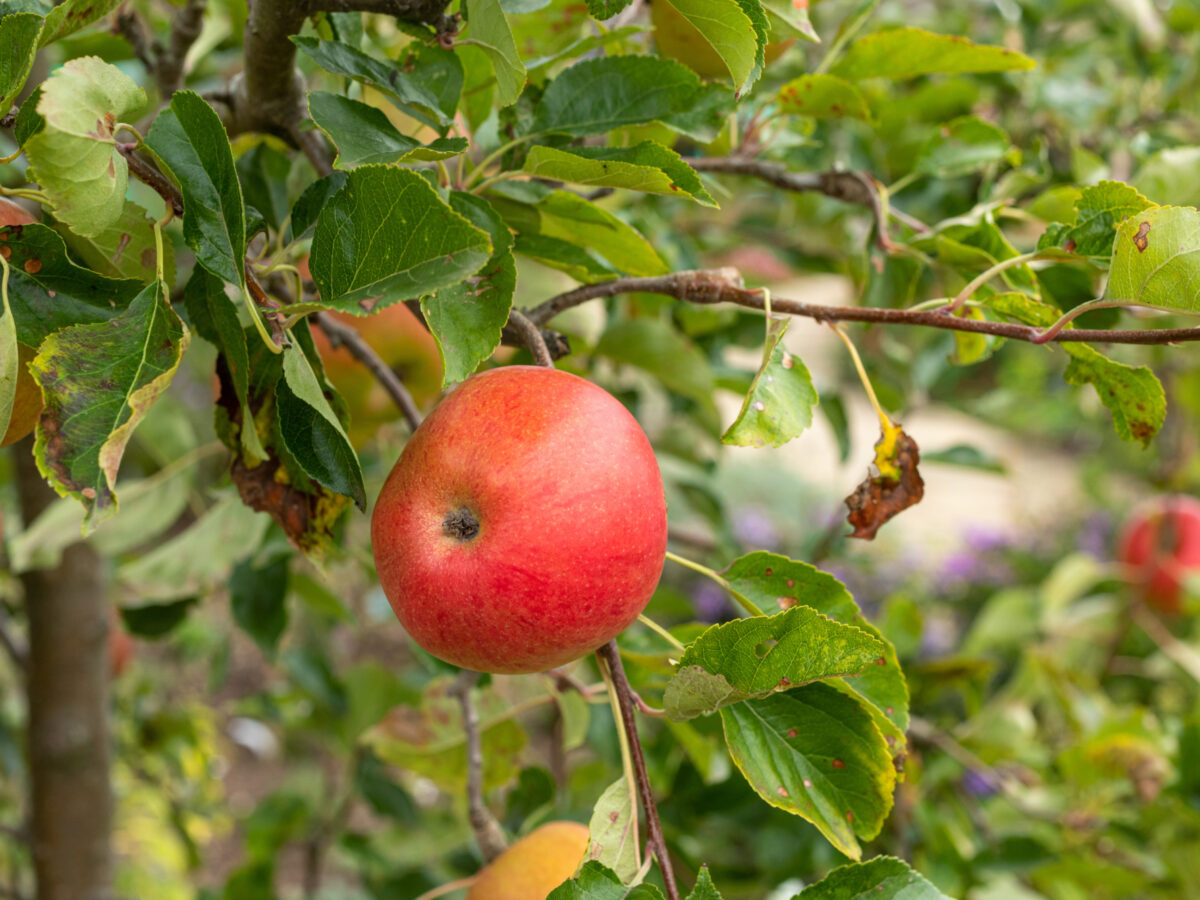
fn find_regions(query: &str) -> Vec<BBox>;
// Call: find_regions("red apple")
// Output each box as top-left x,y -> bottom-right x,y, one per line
0,200 -> 43,448
1118,494 -> 1200,615
370,366 -> 668,674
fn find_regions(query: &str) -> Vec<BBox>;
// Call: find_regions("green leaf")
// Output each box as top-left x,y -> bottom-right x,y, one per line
664,606 -> 885,720
289,171 -> 347,240
547,862 -> 666,900
759,0 -> 817,42
37,0 -> 120,46
721,685 -> 896,860
23,57 -> 146,238
145,91 -> 247,287
119,598 -> 197,639
523,142 -> 716,206
53,200 -> 174,284
513,233 -> 618,284
658,0 -> 760,93
778,74 -> 871,121
688,868 -> 724,900
722,552 -> 909,741
526,26 -> 648,73
595,318 -> 715,404
531,55 -> 701,136
1036,180 -> 1154,261
403,40 -> 464,119
231,554 -> 289,655
307,166 -> 492,314
792,856 -> 953,899
586,779 -> 638,883
722,318 -> 817,447
421,192 -> 515,384
12,84 -> 43,145
31,281 -> 189,529
307,92 -> 468,169
364,678 -> 527,792
1133,146 -> 1200,207
914,115 -> 1014,176
0,13 -> 42,112
489,186 -> 667,276
586,0 -> 633,19
183,266 -> 267,462
464,0 -> 527,107
237,141 -> 293,235
1106,205 -> 1200,313
291,35 -> 452,131
829,27 -> 1036,81
1062,344 -> 1166,447
277,344 -> 366,508
0,223 -> 142,347
981,292 -> 1167,446
118,492 -> 271,601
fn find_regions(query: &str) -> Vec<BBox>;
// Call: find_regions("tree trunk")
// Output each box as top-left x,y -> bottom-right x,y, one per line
14,440 -> 114,900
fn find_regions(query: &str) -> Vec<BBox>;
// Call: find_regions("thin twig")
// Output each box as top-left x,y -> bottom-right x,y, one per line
313,312 -> 423,430
289,121 -> 335,178
596,641 -> 681,900
117,144 -> 183,216
1131,604 -> 1200,684
506,309 -> 555,367
689,157 -> 929,243
245,270 -> 290,348
451,670 -> 508,863
526,269 -> 1200,346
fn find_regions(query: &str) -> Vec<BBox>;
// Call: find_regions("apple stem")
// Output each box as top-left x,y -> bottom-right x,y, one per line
596,641 -> 682,900
637,614 -> 687,651
664,550 -> 766,617
450,670 -> 509,862
507,309 -> 555,368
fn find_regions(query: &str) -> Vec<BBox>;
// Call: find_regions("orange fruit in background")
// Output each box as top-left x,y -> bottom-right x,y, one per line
466,821 -> 590,900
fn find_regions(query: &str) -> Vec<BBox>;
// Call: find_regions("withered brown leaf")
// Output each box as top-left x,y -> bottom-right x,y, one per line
845,424 -> 925,540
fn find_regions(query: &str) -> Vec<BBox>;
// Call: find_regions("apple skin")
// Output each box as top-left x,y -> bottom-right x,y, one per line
110,622 -> 135,679
370,366 -> 668,674
1118,494 -> 1200,615
466,821 -> 590,900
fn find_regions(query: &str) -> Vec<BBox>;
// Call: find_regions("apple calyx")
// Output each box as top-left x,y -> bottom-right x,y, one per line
443,506 -> 480,542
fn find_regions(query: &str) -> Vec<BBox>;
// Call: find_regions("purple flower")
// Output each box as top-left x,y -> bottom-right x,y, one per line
691,580 -> 732,623
731,506 -> 781,550
962,769 -> 999,798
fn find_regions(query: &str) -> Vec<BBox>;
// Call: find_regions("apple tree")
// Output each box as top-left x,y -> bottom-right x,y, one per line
0,0 -> 1199,898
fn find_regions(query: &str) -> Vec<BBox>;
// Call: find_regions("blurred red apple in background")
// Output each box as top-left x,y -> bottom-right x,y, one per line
298,257 -> 443,446
0,199 -> 43,447
1118,494 -> 1200,615
371,366 -> 668,673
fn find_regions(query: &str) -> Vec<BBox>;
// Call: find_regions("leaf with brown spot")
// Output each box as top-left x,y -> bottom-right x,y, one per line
30,280 -> 188,531
845,424 -> 925,540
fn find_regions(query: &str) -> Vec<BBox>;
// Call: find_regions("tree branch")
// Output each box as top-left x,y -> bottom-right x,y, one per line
505,309 -> 555,367
450,670 -> 508,863
114,1 -> 206,98
596,641 -> 680,900
527,269 -> 1200,346
689,157 -> 929,242
117,144 -> 183,216
312,312 -> 423,429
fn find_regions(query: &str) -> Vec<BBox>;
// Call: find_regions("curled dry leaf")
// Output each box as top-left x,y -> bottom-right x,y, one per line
844,423 -> 925,540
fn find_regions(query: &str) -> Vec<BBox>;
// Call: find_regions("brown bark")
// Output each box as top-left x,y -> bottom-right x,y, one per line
14,440 -> 113,900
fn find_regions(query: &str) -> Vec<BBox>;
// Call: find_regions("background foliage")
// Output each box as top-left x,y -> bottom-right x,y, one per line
1,0 -> 1199,898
